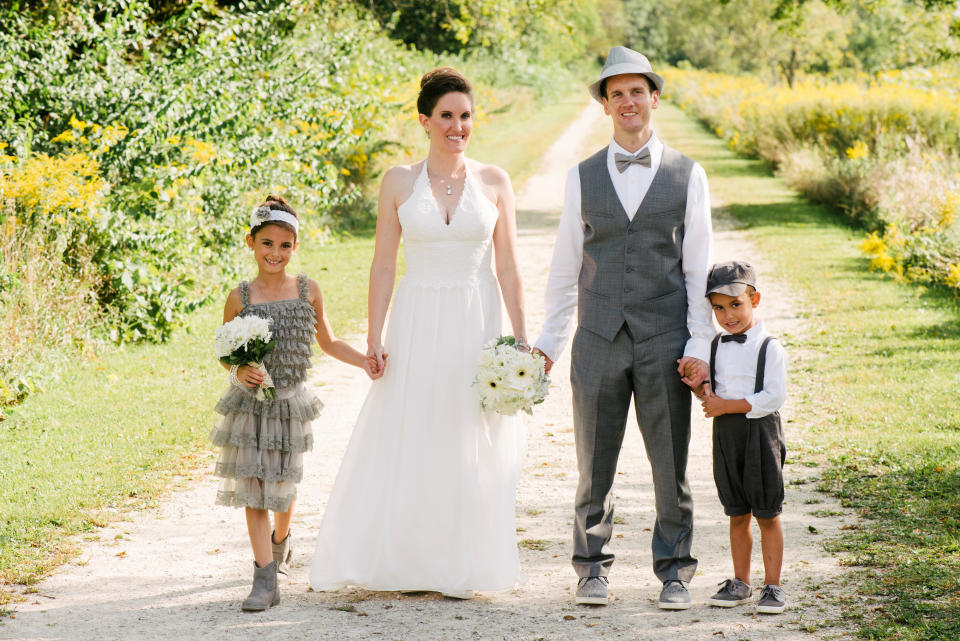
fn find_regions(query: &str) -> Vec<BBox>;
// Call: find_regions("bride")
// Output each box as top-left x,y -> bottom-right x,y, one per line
309,67 -> 528,597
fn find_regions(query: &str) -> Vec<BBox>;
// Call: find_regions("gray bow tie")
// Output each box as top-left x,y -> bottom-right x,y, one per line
614,148 -> 652,172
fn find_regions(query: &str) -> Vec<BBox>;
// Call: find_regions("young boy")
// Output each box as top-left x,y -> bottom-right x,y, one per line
688,261 -> 788,614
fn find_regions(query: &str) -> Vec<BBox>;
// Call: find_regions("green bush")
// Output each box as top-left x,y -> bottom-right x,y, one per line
1,0 -> 409,345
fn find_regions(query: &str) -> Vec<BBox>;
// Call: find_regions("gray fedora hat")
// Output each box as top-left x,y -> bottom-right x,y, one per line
588,46 -> 664,103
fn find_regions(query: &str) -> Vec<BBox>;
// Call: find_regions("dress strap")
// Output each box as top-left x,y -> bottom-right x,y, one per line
240,280 -> 250,307
297,273 -> 309,301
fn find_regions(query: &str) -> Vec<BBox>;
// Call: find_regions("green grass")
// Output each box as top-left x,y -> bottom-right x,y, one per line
656,100 -> 960,640
0,84 -> 589,600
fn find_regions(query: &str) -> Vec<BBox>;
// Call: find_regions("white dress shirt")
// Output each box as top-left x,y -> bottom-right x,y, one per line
712,321 -> 787,419
535,132 -> 715,363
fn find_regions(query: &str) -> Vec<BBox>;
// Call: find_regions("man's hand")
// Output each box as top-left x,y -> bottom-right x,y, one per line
691,381 -> 713,401
677,356 -> 708,388
533,347 -> 554,375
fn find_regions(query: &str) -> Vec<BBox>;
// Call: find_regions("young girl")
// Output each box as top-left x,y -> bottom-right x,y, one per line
210,195 -> 377,612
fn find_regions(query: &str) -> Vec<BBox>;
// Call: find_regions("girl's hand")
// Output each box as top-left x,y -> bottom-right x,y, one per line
367,342 -> 387,375
236,364 -> 264,388
363,354 -> 385,380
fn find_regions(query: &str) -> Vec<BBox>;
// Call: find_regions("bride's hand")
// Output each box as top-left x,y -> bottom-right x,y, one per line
367,343 -> 388,376
363,354 -> 386,380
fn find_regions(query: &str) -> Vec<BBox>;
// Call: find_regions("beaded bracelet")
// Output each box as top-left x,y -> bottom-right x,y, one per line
229,364 -> 243,387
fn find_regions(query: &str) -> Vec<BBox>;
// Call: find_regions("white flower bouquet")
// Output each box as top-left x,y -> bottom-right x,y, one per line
215,315 -> 277,400
475,336 -> 550,416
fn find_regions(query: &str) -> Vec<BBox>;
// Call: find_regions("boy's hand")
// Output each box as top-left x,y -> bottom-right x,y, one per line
677,356 -> 708,389
701,394 -> 727,418
691,381 -> 713,401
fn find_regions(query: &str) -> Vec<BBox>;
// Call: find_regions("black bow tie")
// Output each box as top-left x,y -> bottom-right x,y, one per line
721,333 -> 747,344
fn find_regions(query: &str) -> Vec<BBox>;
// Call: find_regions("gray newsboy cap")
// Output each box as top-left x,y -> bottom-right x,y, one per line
588,46 -> 665,103
706,261 -> 757,297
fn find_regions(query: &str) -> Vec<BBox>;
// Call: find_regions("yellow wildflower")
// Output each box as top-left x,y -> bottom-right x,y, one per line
945,263 -> 960,289
50,130 -> 76,144
68,114 -> 88,130
845,141 -> 869,161
859,231 -> 887,256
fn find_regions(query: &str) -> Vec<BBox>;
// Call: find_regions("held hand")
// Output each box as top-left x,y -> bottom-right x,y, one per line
367,342 -> 387,375
677,356 -> 709,388
363,354 -> 385,380
701,394 -> 727,418
533,348 -> 554,375
236,364 -> 264,388
691,381 -> 714,401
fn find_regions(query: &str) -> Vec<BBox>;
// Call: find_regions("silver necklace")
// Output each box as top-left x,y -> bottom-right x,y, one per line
427,165 -> 463,196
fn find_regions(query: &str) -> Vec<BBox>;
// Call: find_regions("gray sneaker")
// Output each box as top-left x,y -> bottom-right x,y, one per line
658,579 -> 692,610
708,578 -> 752,607
756,584 -> 786,614
575,576 -> 609,605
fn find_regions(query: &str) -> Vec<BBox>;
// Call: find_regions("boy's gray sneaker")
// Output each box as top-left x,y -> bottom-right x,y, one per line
756,584 -> 786,614
658,579 -> 692,610
575,576 -> 609,605
708,578 -> 752,607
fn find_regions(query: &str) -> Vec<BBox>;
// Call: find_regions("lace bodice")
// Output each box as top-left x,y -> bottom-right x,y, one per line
397,161 -> 499,286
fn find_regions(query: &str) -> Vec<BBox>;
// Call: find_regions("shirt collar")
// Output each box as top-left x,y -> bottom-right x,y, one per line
608,131 -> 662,162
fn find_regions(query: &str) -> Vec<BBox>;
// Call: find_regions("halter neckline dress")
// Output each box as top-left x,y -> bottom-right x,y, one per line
309,161 -> 526,593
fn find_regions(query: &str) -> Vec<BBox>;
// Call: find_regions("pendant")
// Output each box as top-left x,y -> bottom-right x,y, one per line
446,184 -> 452,195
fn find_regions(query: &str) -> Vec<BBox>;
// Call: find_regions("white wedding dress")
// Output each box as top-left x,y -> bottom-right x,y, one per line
309,161 -> 526,593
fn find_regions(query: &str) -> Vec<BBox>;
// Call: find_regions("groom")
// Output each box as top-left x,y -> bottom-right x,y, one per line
534,46 -> 713,609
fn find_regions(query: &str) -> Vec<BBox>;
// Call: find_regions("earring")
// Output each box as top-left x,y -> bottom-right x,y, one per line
424,129 -> 430,137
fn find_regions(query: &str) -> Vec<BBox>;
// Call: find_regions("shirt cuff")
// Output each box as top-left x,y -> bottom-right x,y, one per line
744,392 -> 776,419
682,336 -> 712,364
534,333 -> 564,364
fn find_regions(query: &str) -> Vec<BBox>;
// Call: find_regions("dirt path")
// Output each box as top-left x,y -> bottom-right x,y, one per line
2,102 -> 854,641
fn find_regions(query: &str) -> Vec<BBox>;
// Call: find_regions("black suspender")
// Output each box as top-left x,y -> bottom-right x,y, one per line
709,333 -> 775,395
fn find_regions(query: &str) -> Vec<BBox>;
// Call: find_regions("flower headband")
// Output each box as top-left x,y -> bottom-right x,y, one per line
250,205 -> 299,232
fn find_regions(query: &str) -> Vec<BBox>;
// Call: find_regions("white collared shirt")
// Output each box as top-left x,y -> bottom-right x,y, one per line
535,132 -> 715,363
712,320 -> 787,419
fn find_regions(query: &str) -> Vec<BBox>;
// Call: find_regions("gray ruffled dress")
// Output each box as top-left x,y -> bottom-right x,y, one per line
210,273 -> 323,512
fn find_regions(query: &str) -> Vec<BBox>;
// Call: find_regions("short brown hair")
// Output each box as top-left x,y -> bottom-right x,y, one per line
251,194 -> 298,239
417,67 -> 473,117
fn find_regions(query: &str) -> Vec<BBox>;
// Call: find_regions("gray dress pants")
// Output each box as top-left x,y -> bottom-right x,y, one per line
570,324 -> 697,583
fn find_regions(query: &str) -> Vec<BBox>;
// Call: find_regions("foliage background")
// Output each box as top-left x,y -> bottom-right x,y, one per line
0,0 -> 612,413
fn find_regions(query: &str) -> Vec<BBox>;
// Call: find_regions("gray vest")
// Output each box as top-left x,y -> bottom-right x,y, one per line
577,144 -> 695,342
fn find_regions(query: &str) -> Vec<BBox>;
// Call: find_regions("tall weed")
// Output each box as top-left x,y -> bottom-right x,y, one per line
667,67 -> 960,294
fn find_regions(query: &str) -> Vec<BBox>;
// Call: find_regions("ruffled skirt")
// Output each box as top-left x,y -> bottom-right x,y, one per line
210,382 -> 322,512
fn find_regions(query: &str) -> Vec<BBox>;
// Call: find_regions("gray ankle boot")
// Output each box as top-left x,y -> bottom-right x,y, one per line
241,560 -> 279,612
271,530 -> 292,576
